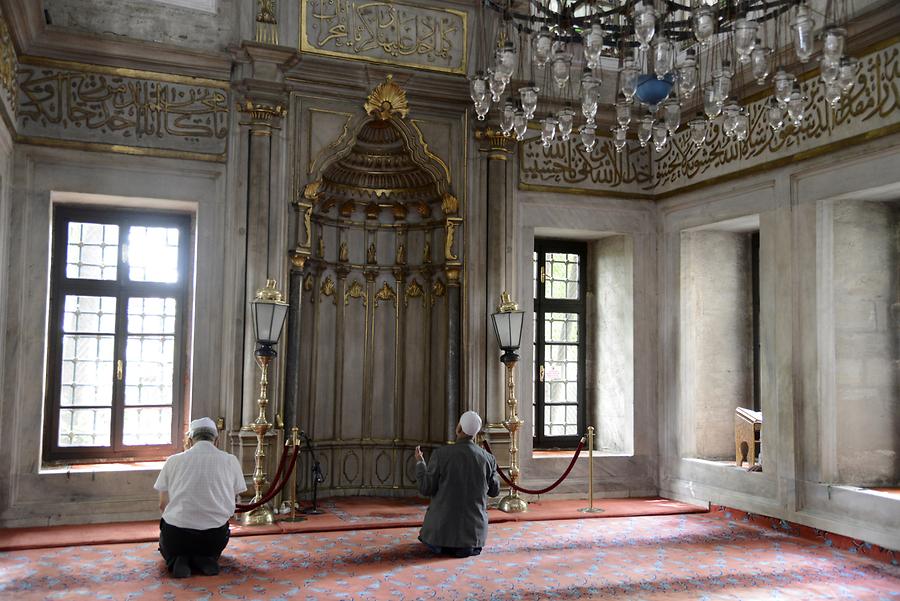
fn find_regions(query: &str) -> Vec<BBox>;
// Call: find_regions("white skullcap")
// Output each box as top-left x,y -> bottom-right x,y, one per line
188,417 -> 218,438
459,411 -> 482,437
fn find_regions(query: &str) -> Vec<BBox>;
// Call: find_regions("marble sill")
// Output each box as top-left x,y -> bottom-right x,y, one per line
682,457 -> 764,472
533,450 -> 633,459
830,485 -> 900,501
39,461 -> 165,475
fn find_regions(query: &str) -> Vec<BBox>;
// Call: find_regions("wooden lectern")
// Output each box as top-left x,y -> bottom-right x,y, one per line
734,407 -> 762,467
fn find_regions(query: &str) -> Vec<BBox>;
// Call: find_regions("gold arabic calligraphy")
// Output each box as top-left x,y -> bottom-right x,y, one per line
18,67 -> 229,148
655,44 -> 899,189
520,43 -> 898,194
305,0 -> 464,72
520,135 -> 652,189
0,14 -> 15,115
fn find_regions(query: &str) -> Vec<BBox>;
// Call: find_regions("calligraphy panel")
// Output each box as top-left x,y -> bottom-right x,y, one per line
519,132 -> 653,196
654,41 -> 900,195
18,59 -> 229,158
0,11 -> 16,121
301,0 -> 467,75
519,41 -> 899,197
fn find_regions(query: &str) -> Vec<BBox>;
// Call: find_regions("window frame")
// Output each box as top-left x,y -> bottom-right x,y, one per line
750,231 -> 761,413
43,205 -> 192,464
533,239 -> 587,450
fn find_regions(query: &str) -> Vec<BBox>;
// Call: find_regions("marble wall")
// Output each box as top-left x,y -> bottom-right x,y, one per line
42,0 -> 240,53
0,0 -> 895,554
589,236 -> 634,455
513,193 -> 658,498
658,133 -> 900,551
0,146 -> 231,526
680,230 -> 755,460
831,201 -> 899,485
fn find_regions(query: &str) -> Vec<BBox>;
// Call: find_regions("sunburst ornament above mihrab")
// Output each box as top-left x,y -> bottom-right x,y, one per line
364,75 -> 409,121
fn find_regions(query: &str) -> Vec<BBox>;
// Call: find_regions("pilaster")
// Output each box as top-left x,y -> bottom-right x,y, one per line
475,127 -> 516,451
233,42 -> 296,452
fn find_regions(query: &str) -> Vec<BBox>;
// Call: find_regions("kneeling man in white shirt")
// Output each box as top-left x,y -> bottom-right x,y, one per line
153,417 -> 247,578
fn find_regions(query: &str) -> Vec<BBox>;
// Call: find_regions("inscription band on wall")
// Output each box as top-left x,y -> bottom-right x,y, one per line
18,57 -> 230,160
0,10 -> 17,121
519,39 -> 899,198
300,0 -> 468,75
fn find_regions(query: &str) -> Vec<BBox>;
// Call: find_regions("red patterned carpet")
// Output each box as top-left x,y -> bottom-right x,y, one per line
0,496 -> 702,551
1,510 -> 898,600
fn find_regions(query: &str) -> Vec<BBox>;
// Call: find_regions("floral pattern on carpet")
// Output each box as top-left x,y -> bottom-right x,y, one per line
317,496 -> 427,523
1,512 -> 898,600
712,506 -> 898,567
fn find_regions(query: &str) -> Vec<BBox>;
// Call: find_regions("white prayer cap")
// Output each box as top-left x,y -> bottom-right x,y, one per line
188,417 -> 218,438
459,411 -> 482,437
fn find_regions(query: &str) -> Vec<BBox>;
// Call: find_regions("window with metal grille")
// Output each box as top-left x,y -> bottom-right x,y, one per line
44,206 -> 191,463
532,239 -> 586,449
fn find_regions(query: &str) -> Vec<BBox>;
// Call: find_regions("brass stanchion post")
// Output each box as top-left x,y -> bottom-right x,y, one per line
580,426 -> 604,513
280,426 -> 306,523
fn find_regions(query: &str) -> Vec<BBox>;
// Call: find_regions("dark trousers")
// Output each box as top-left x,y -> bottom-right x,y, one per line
158,518 -> 230,570
422,540 -> 482,558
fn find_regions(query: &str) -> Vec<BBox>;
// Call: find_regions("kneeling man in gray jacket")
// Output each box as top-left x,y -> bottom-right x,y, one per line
415,410 -> 501,558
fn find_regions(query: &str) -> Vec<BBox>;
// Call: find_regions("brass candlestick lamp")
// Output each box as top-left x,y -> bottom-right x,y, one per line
491,292 -> 527,514
242,279 -> 289,526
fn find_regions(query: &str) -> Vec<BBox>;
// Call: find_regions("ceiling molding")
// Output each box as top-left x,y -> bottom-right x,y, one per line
147,0 -> 217,13
285,53 -> 470,116
1,0 -> 231,80
0,0 -> 44,54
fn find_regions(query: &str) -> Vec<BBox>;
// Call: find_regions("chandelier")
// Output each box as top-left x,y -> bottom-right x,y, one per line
470,0 -> 861,157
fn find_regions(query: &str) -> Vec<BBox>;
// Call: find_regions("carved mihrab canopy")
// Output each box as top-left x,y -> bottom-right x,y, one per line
316,118 -> 443,219
308,77 -> 451,221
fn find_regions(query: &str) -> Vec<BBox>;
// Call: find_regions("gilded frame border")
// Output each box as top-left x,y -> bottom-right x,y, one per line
16,56 -> 230,162
299,0 -> 468,75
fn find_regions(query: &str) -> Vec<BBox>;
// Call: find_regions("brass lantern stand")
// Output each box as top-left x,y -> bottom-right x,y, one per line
491,292 -> 527,513
241,279 -> 289,526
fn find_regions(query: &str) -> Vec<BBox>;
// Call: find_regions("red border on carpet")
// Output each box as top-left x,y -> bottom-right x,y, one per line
711,505 -> 899,564
0,496 -> 704,551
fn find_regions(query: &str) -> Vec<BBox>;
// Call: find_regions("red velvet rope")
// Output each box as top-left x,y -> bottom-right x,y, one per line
235,443 -> 301,513
268,443 -> 293,495
481,437 -> 585,495
234,443 -> 290,513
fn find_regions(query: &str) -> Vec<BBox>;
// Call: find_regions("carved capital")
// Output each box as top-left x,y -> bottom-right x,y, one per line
445,264 -> 462,285
475,127 -> 515,157
441,192 -> 459,216
302,180 -> 322,204
238,98 -> 287,134
392,266 -> 408,282
289,249 -> 309,271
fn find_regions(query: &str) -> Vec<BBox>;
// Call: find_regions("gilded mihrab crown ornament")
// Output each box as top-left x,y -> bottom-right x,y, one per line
364,75 -> 409,121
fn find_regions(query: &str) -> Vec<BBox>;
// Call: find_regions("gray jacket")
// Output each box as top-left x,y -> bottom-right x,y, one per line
415,437 -> 501,548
